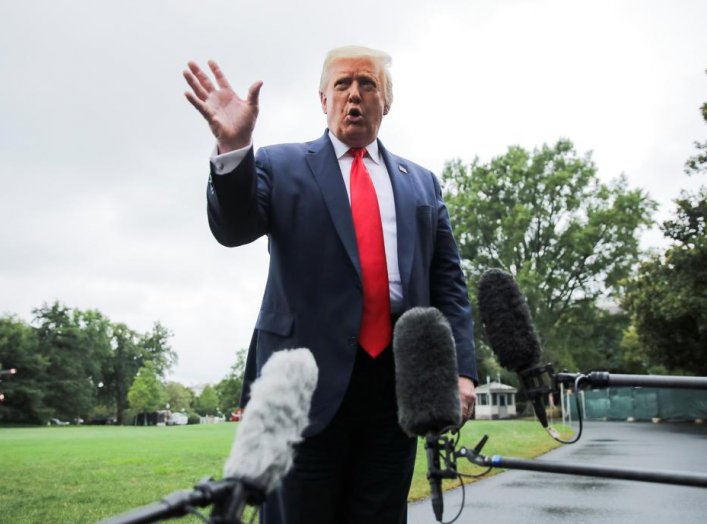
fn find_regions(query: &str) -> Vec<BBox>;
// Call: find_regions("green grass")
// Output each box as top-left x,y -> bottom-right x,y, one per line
0,420 -> 564,523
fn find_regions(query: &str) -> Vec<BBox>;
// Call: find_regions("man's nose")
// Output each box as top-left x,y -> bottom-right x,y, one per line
347,83 -> 362,102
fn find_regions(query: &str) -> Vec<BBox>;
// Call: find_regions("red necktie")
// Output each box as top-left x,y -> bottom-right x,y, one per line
349,148 -> 391,357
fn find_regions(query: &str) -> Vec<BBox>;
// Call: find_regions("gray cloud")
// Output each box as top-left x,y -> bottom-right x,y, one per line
1,0 -> 705,385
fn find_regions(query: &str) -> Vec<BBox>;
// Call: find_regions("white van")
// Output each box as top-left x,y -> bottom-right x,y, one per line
168,412 -> 189,425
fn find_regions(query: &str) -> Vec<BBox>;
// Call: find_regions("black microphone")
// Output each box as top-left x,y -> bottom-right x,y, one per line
477,269 -> 559,438
216,347 -> 318,520
393,307 -> 461,523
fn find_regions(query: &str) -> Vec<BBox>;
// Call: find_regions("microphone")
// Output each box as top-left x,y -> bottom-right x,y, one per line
477,269 -> 559,438
98,348 -> 318,524
215,347 -> 318,521
393,307 -> 461,522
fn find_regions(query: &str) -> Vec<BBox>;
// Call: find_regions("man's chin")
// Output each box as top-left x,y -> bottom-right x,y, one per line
337,127 -> 376,148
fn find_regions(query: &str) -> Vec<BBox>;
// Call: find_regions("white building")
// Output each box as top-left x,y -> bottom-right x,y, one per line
475,381 -> 518,420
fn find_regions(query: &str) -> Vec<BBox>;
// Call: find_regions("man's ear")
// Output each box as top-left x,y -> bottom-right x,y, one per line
319,91 -> 327,114
383,104 -> 390,115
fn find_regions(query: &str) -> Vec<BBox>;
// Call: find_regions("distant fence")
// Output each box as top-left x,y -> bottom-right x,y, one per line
562,387 -> 707,421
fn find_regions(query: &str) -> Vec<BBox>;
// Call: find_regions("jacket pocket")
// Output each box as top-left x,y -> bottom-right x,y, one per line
255,310 -> 294,337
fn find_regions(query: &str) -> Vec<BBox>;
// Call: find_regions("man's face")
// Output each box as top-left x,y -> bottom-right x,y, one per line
319,57 -> 388,148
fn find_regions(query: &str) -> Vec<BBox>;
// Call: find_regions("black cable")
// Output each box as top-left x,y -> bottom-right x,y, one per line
458,465 -> 493,478
438,473 -> 465,524
433,428 -> 493,523
551,375 -> 585,444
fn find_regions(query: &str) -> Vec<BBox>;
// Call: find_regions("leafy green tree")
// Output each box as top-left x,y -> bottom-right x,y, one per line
33,303 -> 107,422
74,309 -> 113,414
103,323 -> 143,425
214,351 -> 246,416
103,322 -> 176,424
139,322 -> 177,376
622,188 -> 707,374
0,316 -> 48,423
128,362 -> 165,425
0,302 -> 175,425
195,385 -> 219,416
442,139 -> 656,374
165,381 -> 194,412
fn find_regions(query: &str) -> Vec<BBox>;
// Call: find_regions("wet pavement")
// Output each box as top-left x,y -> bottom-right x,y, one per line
408,421 -> 707,524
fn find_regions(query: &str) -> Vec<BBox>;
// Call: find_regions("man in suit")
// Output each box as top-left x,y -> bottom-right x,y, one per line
184,46 -> 477,524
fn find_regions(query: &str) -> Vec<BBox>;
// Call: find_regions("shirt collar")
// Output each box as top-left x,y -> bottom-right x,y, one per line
327,130 -> 381,165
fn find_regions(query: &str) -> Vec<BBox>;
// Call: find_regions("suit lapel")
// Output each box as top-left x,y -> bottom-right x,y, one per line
305,133 -> 362,279
379,141 -> 415,304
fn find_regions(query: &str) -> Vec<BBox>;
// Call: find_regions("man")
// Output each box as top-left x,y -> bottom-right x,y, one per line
184,46 -> 477,524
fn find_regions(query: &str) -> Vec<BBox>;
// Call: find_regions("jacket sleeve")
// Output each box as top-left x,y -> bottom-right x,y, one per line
428,173 -> 478,383
206,147 -> 271,247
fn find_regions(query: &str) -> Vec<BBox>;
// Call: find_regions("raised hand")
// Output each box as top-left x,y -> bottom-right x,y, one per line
183,60 -> 263,153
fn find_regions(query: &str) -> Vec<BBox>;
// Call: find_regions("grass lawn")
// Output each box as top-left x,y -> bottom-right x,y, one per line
0,420 -> 563,523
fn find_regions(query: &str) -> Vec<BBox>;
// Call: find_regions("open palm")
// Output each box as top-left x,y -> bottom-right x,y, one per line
183,60 -> 262,153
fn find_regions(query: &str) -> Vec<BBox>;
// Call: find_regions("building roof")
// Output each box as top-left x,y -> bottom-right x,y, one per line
476,381 -> 518,394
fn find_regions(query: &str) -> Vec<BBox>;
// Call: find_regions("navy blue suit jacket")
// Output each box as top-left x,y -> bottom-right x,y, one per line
207,131 -> 477,436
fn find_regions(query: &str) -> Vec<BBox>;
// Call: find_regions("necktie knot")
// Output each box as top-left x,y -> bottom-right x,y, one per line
350,147 -> 366,160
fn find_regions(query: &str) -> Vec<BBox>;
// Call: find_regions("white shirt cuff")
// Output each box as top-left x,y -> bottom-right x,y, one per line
210,144 -> 253,175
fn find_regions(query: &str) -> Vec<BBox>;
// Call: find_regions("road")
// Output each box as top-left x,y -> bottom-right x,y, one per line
408,421 -> 707,524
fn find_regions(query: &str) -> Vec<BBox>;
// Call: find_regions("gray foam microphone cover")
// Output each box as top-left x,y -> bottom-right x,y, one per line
223,348 -> 318,493
393,307 -> 461,437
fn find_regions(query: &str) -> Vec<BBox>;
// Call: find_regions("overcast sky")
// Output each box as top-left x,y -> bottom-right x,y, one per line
1,0 -> 705,386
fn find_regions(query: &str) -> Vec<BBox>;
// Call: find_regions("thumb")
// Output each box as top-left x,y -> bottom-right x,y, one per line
247,81 -> 264,106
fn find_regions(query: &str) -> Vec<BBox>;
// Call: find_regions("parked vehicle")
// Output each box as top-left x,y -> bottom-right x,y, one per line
168,412 -> 188,425
48,418 -> 69,426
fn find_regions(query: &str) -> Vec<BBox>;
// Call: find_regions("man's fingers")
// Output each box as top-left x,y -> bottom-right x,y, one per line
184,91 -> 211,121
208,60 -> 233,91
188,61 -> 217,94
458,377 -> 476,420
183,69 -> 209,101
247,80 -> 264,106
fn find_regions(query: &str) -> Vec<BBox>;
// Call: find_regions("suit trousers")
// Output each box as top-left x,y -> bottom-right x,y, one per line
260,342 -> 417,524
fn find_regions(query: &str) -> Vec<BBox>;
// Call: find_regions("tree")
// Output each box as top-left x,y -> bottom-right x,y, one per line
165,381 -> 194,412
127,362 -> 165,425
195,385 -> 219,416
442,139 -> 656,374
103,322 -> 143,425
0,302 -> 176,425
139,322 -> 177,377
103,321 -> 176,424
0,316 -> 48,423
622,188 -> 707,374
33,303 -> 107,422
214,351 -> 247,416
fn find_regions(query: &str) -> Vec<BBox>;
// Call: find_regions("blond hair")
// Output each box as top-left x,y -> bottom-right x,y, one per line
319,45 -> 393,111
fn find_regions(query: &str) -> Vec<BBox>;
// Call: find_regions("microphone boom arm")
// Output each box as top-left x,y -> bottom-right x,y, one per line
97,477 -> 254,524
453,435 -> 707,489
555,371 -> 707,391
